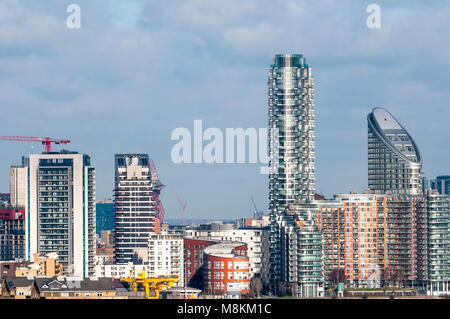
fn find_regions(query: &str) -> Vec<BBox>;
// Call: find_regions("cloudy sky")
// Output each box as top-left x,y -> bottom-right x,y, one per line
0,0 -> 449,220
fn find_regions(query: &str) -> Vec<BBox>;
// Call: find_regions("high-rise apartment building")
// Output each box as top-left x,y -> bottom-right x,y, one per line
0,208 -> 25,261
10,166 -> 27,207
267,54 -> 317,296
262,201 -> 324,297
268,54 -> 315,213
368,107 -> 423,195
431,176 -> 450,195
425,190 -> 450,295
96,199 -> 115,237
312,193 -> 428,287
148,232 -> 184,287
23,151 -> 96,277
114,154 -> 158,264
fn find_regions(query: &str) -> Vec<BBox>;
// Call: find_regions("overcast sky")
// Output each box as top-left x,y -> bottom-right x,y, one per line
0,0 -> 449,220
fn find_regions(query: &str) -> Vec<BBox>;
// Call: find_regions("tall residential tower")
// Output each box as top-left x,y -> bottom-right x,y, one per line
368,107 -> 423,195
268,54 -> 315,212
114,154 -> 158,264
24,151 -> 96,277
266,54 -> 322,296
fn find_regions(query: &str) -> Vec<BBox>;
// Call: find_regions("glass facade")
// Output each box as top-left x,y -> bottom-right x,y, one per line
96,201 -> 115,236
426,193 -> 450,295
268,54 -> 315,213
38,165 -> 71,265
267,54 -> 318,296
368,108 -> 423,195
431,176 -> 450,195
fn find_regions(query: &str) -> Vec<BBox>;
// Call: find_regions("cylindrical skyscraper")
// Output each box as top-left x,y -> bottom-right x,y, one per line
266,54 -> 318,295
268,54 -> 315,213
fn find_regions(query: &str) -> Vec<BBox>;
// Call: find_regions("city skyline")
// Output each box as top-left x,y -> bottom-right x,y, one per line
1,1 -> 450,220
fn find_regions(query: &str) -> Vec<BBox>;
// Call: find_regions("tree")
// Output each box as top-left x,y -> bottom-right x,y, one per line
328,268 -> 346,285
383,266 -> 406,288
250,276 -> 263,298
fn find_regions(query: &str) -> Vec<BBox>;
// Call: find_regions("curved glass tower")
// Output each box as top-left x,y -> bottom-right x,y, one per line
367,107 -> 422,194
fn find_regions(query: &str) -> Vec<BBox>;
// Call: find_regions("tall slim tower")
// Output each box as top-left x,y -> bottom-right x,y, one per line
368,107 -> 422,194
268,54 -> 315,213
267,54 -> 316,294
114,154 -> 158,264
24,151 -> 96,277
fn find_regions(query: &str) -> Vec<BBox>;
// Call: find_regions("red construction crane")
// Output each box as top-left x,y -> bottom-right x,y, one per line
0,136 -> 71,152
149,158 -> 165,222
172,190 -> 187,226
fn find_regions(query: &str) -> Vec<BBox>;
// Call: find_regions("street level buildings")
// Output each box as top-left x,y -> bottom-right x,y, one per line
183,238 -> 216,290
184,222 -> 262,279
203,242 -> 250,297
148,232 -> 184,287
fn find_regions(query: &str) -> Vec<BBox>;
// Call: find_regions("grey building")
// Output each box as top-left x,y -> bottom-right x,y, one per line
368,107 -> 423,195
114,154 -> 157,264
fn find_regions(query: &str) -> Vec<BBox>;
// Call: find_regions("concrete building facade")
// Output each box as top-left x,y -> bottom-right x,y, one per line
114,154 -> 157,264
23,151 -> 96,277
10,166 -> 27,207
147,232 -> 184,287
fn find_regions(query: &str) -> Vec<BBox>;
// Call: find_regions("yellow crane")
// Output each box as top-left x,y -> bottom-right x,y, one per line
120,271 -> 178,299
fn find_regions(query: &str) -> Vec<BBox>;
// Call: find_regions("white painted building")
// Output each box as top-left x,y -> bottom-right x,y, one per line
148,232 -> 184,287
10,165 -> 27,207
94,263 -> 152,279
23,151 -> 96,277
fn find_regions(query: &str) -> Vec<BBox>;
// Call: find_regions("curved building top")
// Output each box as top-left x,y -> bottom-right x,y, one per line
368,107 -> 421,163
